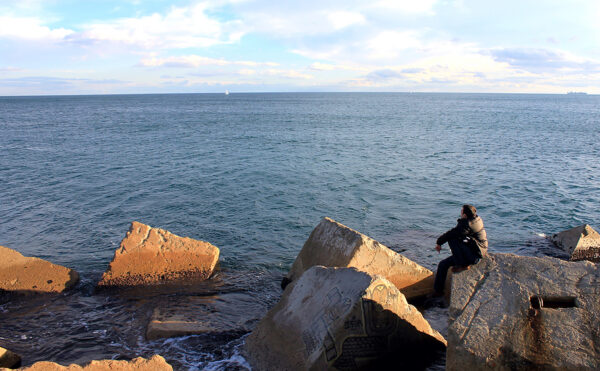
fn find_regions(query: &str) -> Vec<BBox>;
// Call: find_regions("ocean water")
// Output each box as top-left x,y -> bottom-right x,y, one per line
1,93 -> 599,369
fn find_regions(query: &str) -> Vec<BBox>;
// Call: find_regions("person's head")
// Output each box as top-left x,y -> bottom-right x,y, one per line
461,204 -> 477,219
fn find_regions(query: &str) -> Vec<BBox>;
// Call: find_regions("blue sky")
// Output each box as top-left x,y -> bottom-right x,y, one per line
1,0 -> 599,95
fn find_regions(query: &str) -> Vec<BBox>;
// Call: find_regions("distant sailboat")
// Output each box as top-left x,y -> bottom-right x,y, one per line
225,90 -> 230,95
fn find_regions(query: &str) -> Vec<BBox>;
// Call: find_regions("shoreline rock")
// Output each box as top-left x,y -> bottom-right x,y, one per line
245,266 -> 446,370
0,246 -> 79,297
0,347 -> 21,369
551,224 -> 600,262
97,222 -> 219,288
283,217 -> 434,300
447,253 -> 600,370
9,355 -> 172,371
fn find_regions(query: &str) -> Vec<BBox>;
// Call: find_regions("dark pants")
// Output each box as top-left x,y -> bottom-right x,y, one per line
434,239 -> 479,293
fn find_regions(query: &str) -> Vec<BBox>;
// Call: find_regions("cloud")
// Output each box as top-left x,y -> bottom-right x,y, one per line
0,76 -> 130,92
138,55 -> 279,68
0,16 -> 73,41
309,62 -> 365,71
365,30 -> 422,60
364,69 -> 403,81
488,48 -> 600,73
231,0 -> 437,40
0,66 -> 22,72
73,4 -> 243,49
262,69 -> 314,80
369,0 -> 438,14
326,11 -> 366,30
401,68 -> 424,74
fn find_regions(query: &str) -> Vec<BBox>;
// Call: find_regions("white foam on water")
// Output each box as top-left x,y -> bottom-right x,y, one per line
536,232 -> 546,238
202,334 -> 251,371
203,352 -> 251,371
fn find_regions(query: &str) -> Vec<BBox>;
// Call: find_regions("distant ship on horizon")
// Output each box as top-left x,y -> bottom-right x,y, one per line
567,91 -> 587,95
225,90 -> 230,95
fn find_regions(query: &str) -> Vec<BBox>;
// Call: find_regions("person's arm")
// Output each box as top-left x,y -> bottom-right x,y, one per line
436,219 -> 470,246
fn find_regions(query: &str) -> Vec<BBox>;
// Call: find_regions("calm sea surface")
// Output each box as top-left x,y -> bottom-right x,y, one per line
1,93 -> 599,369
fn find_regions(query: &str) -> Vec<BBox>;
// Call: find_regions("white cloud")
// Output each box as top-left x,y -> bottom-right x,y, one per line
0,16 -> 73,40
366,30 -> 422,59
138,55 -> 279,68
75,3 -> 243,49
263,69 -> 314,79
237,68 -> 257,75
310,62 -> 336,71
369,0 -> 438,14
326,11 -> 366,30
309,62 -> 366,72
0,66 -> 22,72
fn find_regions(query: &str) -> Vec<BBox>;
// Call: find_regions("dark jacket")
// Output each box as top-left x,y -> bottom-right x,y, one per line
437,216 -> 488,255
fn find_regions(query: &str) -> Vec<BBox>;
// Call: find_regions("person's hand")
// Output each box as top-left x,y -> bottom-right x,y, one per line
435,244 -> 441,253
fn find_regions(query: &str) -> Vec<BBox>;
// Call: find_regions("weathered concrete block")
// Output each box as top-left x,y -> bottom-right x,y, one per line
245,266 -> 446,370
12,354 -> 172,370
284,217 -> 434,300
0,246 -> 79,295
551,224 -> 600,262
146,292 -> 258,340
97,222 -> 219,288
0,347 -> 21,369
447,253 -> 600,370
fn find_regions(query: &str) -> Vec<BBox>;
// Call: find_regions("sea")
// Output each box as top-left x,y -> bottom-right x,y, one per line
1,93 -> 599,370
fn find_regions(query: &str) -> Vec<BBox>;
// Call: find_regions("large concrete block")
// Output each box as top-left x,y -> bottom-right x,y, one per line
0,246 -> 79,296
0,347 -> 21,369
551,224 -> 600,262
284,217 -> 434,300
447,253 -> 600,370
245,266 -> 446,370
146,292 -> 260,340
97,222 -> 219,288
12,355 -> 172,371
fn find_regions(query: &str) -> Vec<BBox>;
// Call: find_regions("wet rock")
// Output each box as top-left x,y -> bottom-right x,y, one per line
146,292 -> 257,340
447,253 -> 600,370
245,266 -> 446,370
97,222 -> 219,288
11,355 -> 172,370
0,347 -> 21,369
0,246 -> 79,296
283,217 -> 434,300
551,224 -> 600,262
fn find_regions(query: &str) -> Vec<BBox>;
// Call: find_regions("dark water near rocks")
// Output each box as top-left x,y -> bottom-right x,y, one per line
1,93 -> 599,369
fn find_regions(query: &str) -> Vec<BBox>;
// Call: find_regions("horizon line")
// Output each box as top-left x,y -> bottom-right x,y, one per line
0,91 -> 595,98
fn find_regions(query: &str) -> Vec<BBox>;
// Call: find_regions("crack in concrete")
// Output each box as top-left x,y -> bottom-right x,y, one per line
459,297 -> 494,343
459,269 -> 492,315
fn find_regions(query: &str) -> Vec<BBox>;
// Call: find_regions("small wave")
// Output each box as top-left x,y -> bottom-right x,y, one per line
203,335 -> 251,371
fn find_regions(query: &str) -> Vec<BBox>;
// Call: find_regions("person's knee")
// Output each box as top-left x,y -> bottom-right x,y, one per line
438,256 -> 454,269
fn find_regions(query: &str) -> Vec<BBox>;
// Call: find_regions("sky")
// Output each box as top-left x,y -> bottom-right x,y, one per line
1,0 -> 599,95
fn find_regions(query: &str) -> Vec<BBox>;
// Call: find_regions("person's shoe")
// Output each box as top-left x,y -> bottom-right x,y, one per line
451,265 -> 470,273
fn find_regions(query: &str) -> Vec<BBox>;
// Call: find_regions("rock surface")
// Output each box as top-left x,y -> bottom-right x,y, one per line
245,266 -> 446,370
0,347 -> 21,369
447,253 -> 600,370
7,355 -> 172,371
284,217 -> 434,299
551,224 -> 600,262
0,246 -> 79,295
97,222 -> 219,288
